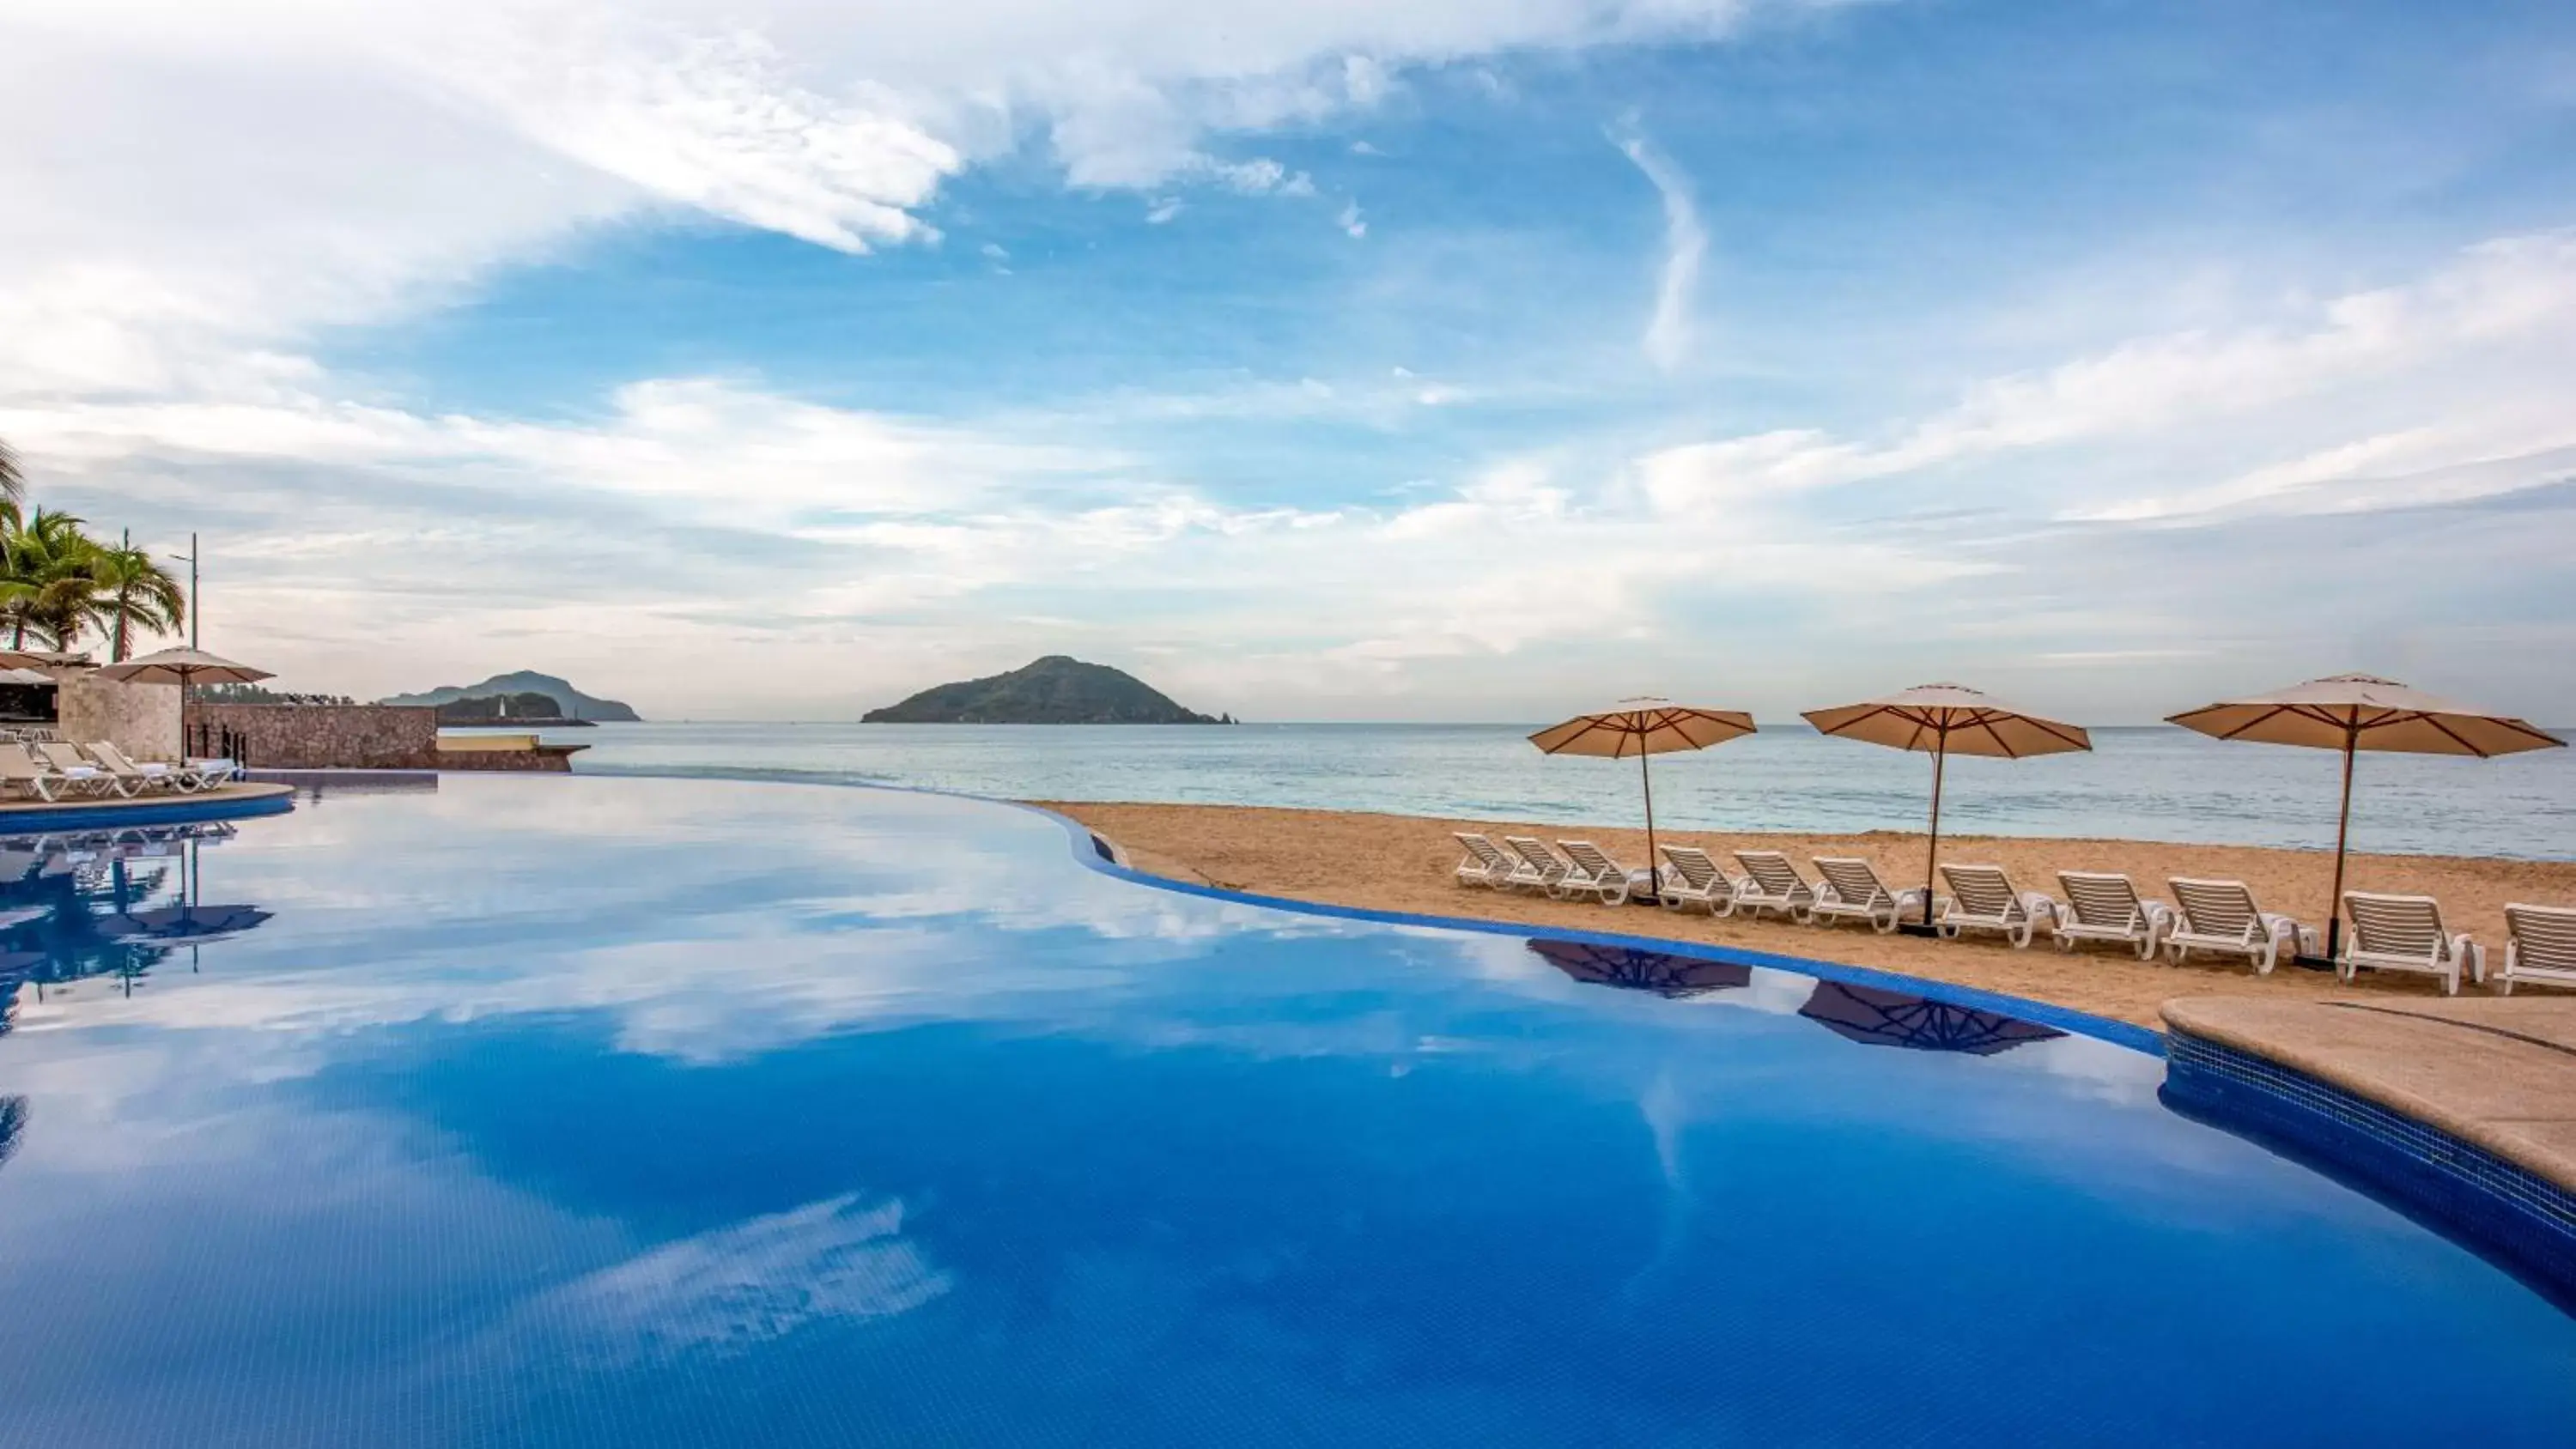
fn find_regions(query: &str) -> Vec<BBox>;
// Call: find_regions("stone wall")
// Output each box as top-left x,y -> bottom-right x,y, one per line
185,702 -> 440,769
54,674 -> 184,761
437,742 -> 586,773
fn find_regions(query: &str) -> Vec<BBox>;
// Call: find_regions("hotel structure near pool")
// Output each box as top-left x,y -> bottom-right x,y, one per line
0,774 -> 2570,1446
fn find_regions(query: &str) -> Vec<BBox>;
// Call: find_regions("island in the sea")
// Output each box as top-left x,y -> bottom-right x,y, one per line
864,656 -> 1232,724
382,670 -> 642,723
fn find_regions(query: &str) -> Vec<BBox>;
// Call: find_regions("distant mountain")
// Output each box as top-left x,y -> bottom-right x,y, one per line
434,691 -> 598,725
863,656 -> 1227,724
382,670 -> 641,722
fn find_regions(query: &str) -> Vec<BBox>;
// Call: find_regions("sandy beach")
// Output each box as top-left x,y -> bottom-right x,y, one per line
1039,801 -> 2576,1028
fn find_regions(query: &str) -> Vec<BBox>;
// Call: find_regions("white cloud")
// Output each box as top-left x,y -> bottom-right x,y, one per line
1338,201 -> 1369,239
16,232 -> 2576,715
2,0 -> 1799,408
1613,126 -> 1708,372
422,19 -> 960,254
532,1195 -> 951,1361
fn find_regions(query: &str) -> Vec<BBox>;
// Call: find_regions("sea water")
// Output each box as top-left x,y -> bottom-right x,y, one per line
524,721 -> 2576,860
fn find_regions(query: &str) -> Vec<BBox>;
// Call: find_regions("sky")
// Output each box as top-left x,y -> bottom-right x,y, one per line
3,0 -> 2573,723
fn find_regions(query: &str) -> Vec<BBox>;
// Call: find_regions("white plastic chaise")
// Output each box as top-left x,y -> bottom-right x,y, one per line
1731,851 -> 1818,922
2340,892 -> 2482,996
1808,858 -> 1927,934
0,743 -> 94,803
27,742 -> 122,798
1656,846 -> 1740,916
2052,872 -> 2173,959
2500,905 -> 2576,996
1553,841 -> 1635,906
2165,878 -> 2315,976
1935,864 -> 2057,949
88,742 -> 196,795
1502,837 -> 1572,896
1451,832 -> 1518,888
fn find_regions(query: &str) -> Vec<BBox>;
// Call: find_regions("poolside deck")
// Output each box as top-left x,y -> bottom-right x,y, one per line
2161,995 -> 2576,1194
0,780 -> 294,825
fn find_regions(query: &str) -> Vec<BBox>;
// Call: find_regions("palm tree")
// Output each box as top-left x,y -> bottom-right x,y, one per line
0,510 -> 104,651
85,540 -> 186,661
0,437 -> 23,532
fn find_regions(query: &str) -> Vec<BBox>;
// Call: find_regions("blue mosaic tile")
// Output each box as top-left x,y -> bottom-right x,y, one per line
2164,1030 -> 2576,1307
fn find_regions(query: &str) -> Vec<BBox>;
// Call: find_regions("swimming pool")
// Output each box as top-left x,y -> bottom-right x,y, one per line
0,775 -> 2568,1446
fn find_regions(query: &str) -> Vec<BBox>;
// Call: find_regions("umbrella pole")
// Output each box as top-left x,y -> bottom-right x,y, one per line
1639,747 -> 1659,904
1923,736 -> 1947,930
2324,731 -> 2356,963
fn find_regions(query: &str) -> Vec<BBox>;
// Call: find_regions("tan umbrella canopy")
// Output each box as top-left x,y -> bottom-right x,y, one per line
1529,699 -> 1756,901
94,647 -> 273,688
2169,673 -> 2564,959
1802,683 -> 2093,930
0,668 -> 52,686
0,649 -> 82,671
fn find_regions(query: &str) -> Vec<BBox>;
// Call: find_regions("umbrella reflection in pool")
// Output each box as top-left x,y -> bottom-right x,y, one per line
100,904 -> 272,943
1799,979 -> 2063,1055
1527,938 -> 1752,998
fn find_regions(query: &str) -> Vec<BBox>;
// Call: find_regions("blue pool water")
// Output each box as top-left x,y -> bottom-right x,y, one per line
0,774 -> 2569,1447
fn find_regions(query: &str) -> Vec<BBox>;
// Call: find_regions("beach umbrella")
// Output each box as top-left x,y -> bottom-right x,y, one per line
0,668 -> 54,686
1802,683 -> 2091,931
2167,674 -> 2563,961
1528,699 -> 1757,902
1526,938 -> 1752,998
1798,979 -> 2063,1056
0,649 -> 88,671
94,647 -> 272,688
95,648 -> 271,756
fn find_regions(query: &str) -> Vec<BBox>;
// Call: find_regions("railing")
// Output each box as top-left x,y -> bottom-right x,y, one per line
186,720 -> 252,766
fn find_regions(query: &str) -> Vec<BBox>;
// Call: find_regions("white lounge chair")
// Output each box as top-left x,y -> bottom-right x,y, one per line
1731,851 -> 1817,922
1502,836 -> 1571,896
2340,892 -> 2482,995
23,742 -> 120,798
186,756 -> 242,788
0,743 -> 95,803
1809,857 -> 1927,934
2500,905 -> 2576,995
1656,846 -> 1740,916
1935,864 -> 2057,948
2053,872 -> 2172,959
1554,840 -> 1634,906
2165,878 -> 2314,975
87,742 -> 191,795
1452,832 -> 1517,888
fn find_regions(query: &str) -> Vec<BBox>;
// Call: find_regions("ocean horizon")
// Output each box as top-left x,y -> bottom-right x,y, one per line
491,720 -> 2576,862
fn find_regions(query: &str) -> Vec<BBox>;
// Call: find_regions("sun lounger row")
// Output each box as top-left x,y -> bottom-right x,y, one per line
1450,832 -> 2575,996
0,741 -> 240,801
1454,833 -> 1639,905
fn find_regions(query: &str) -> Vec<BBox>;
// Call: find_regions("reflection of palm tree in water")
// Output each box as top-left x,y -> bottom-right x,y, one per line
0,1096 -> 24,1173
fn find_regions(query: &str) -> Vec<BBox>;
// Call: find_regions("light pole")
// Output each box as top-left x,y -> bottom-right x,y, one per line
171,532 -> 199,650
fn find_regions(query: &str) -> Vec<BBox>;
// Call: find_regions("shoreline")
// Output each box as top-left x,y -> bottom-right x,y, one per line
1036,800 -> 2576,1029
